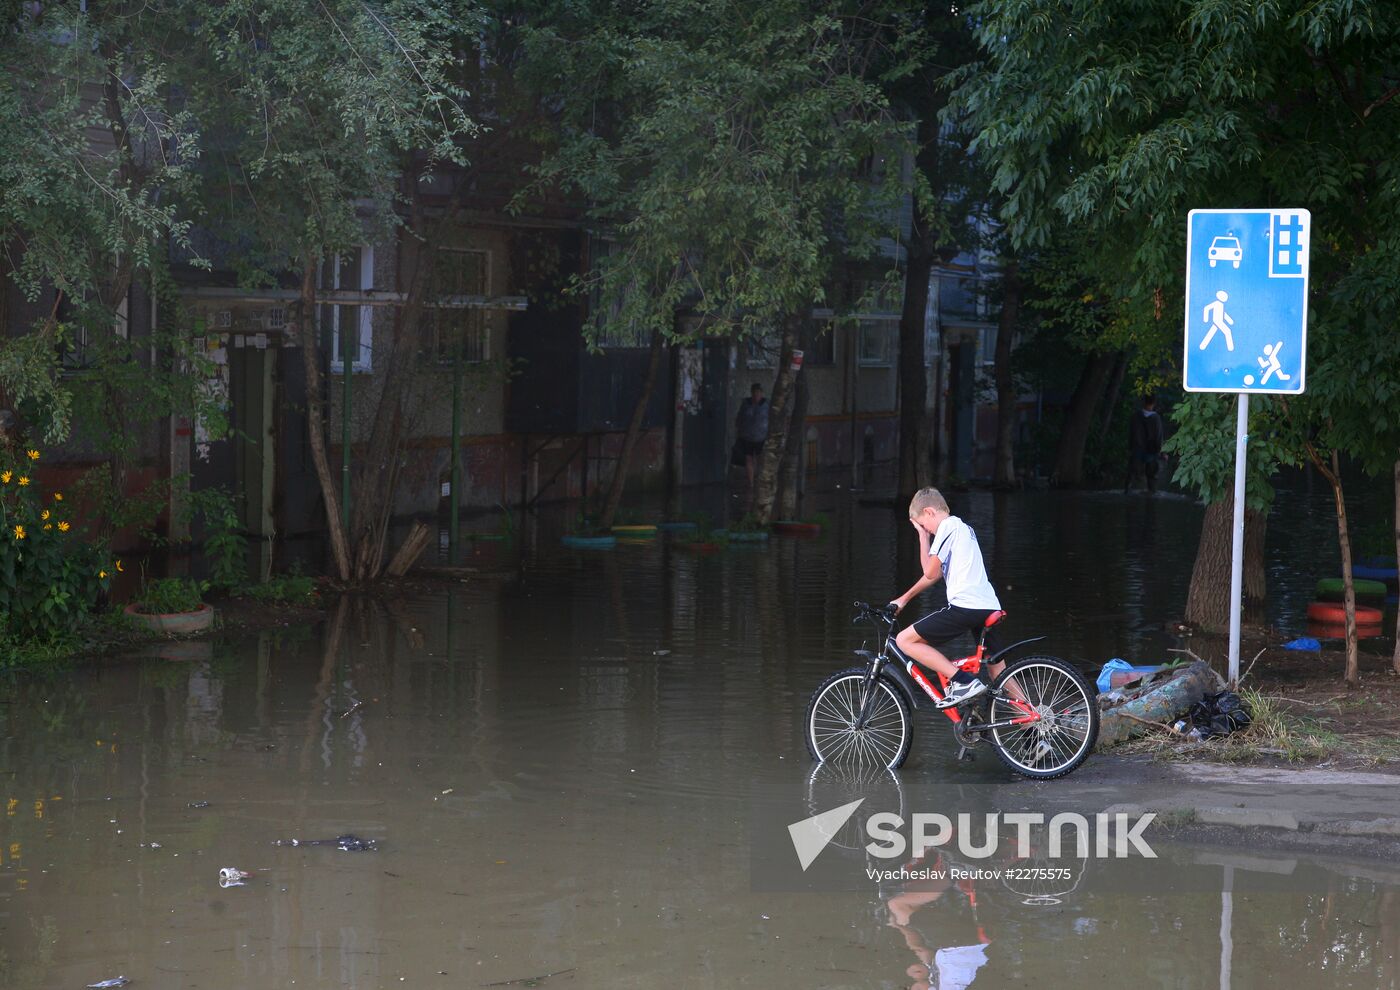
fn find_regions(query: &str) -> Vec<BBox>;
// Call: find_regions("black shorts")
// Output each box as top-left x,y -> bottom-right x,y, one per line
740,439 -> 764,457
911,604 -> 1000,654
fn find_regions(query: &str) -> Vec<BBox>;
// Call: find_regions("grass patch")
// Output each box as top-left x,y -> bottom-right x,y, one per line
236,573 -> 319,607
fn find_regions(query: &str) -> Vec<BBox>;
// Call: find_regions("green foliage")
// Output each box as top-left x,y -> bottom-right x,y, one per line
0,450 -> 113,645
518,0 -> 918,345
952,0 -> 1400,497
133,577 -> 207,616
188,487 -> 248,591
1,0 -> 477,451
238,572 -> 319,607
1164,395 -> 1293,510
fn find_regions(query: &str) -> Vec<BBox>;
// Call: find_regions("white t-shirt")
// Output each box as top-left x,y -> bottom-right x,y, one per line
929,516 -> 1001,611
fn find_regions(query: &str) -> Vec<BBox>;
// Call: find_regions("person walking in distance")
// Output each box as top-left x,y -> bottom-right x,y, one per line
1124,395 -> 1167,494
734,383 -> 769,493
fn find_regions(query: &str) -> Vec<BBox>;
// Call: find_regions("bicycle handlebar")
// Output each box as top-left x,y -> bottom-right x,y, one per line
852,600 -> 899,625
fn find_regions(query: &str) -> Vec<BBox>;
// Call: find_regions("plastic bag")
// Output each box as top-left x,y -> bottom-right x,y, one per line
1187,690 -> 1253,739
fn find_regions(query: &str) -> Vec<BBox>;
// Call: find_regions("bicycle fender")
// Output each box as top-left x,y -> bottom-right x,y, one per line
984,636 -> 1048,668
879,662 -> 928,712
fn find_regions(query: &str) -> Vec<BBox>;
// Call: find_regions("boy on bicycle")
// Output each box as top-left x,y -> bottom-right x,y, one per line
890,487 -> 1004,709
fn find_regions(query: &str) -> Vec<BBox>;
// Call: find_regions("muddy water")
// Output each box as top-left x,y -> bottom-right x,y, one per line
3,487 -> 1398,988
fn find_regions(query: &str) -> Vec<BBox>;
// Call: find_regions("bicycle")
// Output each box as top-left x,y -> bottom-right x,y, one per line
804,602 -> 1099,779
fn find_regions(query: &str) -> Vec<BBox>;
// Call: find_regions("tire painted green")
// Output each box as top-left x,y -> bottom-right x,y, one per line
1315,577 -> 1387,601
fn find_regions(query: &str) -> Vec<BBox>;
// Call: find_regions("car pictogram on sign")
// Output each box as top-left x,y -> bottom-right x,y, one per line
1208,235 -> 1242,268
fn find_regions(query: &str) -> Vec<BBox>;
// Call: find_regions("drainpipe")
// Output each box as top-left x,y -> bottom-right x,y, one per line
449,331 -> 462,562
341,329 -> 352,540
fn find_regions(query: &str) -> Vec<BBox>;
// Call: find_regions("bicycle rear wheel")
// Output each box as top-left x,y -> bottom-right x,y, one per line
805,666 -> 912,769
986,656 -> 1098,779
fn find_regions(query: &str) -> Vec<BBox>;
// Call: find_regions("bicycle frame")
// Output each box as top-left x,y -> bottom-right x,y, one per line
853,606 -> 1042,731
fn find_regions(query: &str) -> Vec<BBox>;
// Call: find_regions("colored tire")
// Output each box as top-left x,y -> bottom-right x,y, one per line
1353,564 -> 1399,583
1306,621 -> 1383,641
1315,577 -> 1387,602
656,521 -> 698,532
612,525 -> 657,537
1306,601 -> 1383,624
561,534 -> 616,549
728,531 -> 770,542
773,521 -> 822,536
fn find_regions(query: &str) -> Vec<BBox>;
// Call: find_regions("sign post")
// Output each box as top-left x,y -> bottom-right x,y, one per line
1184,209 -> 1310,684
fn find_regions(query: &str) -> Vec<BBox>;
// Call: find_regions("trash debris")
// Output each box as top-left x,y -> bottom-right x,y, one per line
1095,658 -> 1168,693
652,649 -> 671,656
272,833 -> 378,852
1186,690 -> 1253,740
187,801 -> 210,809
86,979 -> 131,989
218,867 -> 252,887
1281,637 -> 1320,651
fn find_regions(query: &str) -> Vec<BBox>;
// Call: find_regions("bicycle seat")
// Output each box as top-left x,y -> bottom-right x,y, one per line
984,610 -> 1007,628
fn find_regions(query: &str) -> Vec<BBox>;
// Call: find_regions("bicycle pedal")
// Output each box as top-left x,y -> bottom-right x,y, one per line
956,746 -> 976,763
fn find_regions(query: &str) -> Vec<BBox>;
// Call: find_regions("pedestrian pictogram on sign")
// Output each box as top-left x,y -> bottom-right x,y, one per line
1183,209 -> 1310,394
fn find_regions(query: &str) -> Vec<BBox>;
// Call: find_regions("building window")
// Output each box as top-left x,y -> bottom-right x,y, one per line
427,248 -> 490,364
858,319 -> 897,367
979,325 -> 998,367
320,247 -> 373,373
745,331 -> 780,368
806,320 -> 836,366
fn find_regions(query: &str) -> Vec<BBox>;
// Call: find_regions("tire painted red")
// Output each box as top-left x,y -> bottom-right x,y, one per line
1305,601 -> 1383,624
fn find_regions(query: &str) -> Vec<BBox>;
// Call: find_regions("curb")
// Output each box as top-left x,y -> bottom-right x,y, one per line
1106,801 -> 1400,839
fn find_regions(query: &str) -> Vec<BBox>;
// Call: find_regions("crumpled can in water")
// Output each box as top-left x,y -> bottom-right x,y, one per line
86,979 -> 131,989
218,867 -> 252,887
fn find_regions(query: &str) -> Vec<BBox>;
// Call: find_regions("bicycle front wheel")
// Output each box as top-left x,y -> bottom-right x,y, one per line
987,656 -> 1098,779
805,667 -> 912,769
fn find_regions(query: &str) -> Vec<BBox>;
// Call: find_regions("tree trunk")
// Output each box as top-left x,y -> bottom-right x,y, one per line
1309,445 -> 1360,686
992,260 -> 1021,488
1096,351 -> 1130,441
297,258 -> 352,582
777,364 -> 810,520
1394,459 -> 1400,675
752,314 -> 803,526
1051,350 -> 1118,487
1185,496 -> 1267,633
898,241 -> 934,496
599,328 -> 666,531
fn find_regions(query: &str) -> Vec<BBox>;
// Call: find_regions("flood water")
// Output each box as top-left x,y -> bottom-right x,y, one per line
3,482 -> 1398,988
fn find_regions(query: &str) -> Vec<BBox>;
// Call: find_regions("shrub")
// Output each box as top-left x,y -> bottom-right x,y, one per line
239,572 -> 318,606
133,577 -> 207,615
0,447 -> 114,645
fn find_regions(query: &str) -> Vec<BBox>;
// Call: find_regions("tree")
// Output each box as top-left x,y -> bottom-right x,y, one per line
519,0 -> 917,526
1,2 -> 477,584
187,0 -> 476,582
951,1 -> 1400,676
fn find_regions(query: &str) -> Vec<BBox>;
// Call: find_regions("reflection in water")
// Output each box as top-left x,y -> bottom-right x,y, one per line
0,486 -> 1397,988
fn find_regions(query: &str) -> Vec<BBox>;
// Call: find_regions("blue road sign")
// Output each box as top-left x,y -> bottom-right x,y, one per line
1183,209 -> 1310,394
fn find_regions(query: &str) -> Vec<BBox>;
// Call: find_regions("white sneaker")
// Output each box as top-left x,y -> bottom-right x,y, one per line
936,677 -> 988,709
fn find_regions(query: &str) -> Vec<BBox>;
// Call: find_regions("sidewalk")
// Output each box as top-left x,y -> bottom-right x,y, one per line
1062,755 -> 1400,856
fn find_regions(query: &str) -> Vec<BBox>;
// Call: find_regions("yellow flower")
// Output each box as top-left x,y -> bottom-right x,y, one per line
17,476 -> 29,486
115,559 -> 124,572
58,521 -> 70,532
43,524 -> 51,531
40,510 -> 49,521
53,492 -> 63,501
0,471 -> 10,484
98,570 -> 107,579
26,449 -> 39,461
13,525 -> 24,540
